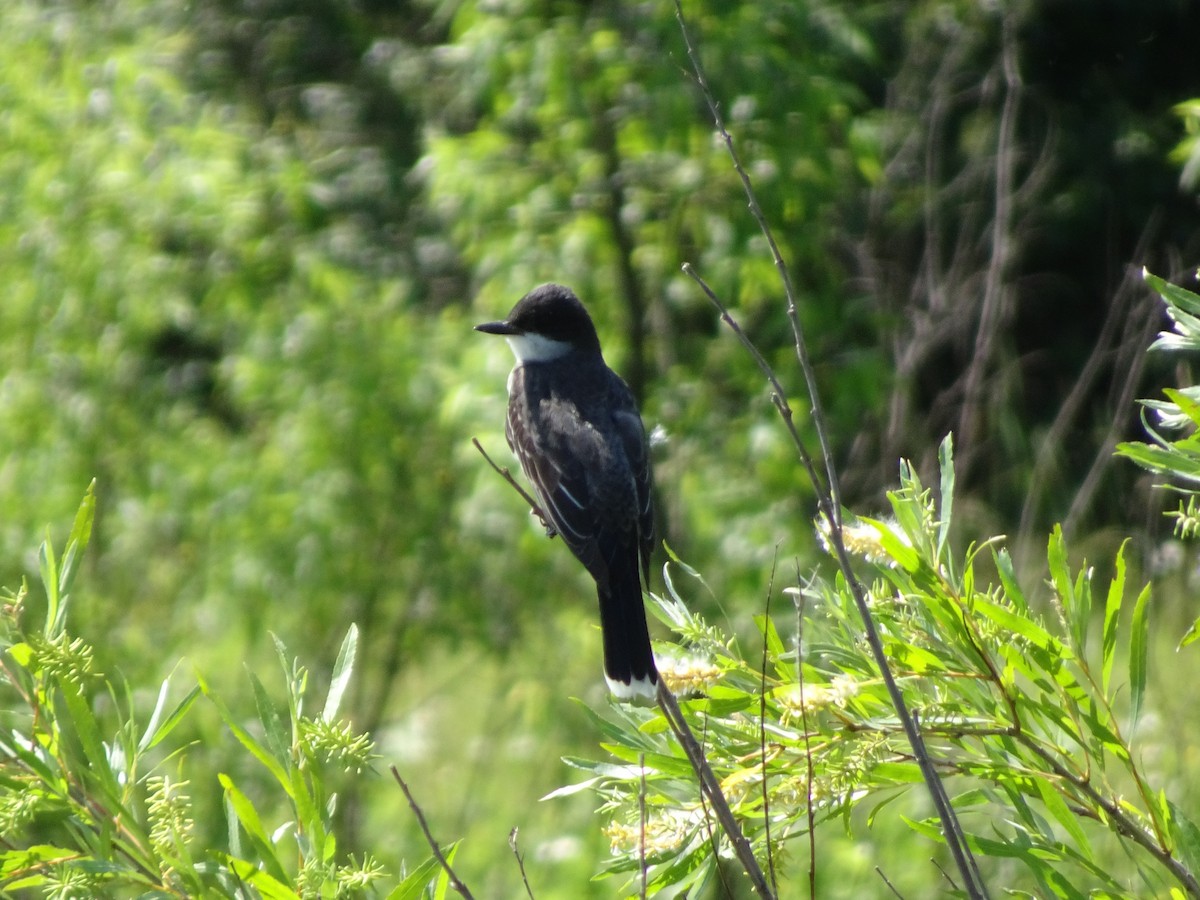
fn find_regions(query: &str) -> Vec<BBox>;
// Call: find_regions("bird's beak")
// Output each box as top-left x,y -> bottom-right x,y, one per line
474,320 -> 521,336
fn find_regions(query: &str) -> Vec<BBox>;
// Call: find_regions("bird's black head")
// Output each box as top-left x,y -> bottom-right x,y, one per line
474,283 -> 602,355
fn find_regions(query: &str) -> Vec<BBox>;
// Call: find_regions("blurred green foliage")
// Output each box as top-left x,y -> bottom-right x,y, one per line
3,0 -> 1200,896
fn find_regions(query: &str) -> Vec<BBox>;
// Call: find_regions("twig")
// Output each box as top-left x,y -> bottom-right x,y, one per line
1017,737 -> 1200,896
932,857 -> 961,892
686,267 -> 987,898
472,438 -> 553,534
876,866 -> 906,899
681,265 -> 827,507
688,701 -> 736,899
656,681 -> 776,899
672,1 -> 840,519
793,573 -> 818,898
638,752 -> 648,900
672,4 -> 989,898
391,766 -> 476,899
508,828 -> 536,900
759,547 -> 780,897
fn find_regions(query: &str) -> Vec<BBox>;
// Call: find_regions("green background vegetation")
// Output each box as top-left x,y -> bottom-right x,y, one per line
3,0 -> 1200,895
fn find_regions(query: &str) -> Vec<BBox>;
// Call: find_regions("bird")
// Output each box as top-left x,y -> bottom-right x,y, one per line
475,283 -> 658,700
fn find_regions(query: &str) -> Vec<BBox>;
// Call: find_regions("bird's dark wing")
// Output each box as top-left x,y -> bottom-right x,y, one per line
504,368 -> 605,577
608,376 -> 654,587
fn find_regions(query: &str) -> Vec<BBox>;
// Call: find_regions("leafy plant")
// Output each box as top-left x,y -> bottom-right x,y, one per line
570,437 -> 1200,897
0,487 -> 448,898
1118,271 -> 1200,653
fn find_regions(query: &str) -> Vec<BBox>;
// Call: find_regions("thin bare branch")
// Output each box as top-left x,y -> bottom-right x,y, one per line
656,681 -> 776,899
472,437 -> 554,535
672,3 -> 989,897
792,573 -> 818,898
391,766 -> 475,899
877,866 -> 906,899
759,547 -> 780,897
508,829 -> 536,900
638,753 -> 648,900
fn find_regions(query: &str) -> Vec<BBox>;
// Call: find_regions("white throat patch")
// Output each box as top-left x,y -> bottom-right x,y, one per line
504,332 -> 573,363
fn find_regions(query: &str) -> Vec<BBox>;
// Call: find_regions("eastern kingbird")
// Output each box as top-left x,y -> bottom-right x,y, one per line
475,284 -> 658,700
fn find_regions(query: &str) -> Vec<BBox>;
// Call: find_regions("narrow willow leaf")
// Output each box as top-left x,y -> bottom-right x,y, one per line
1070,564 -> 1092,655
57,681 -> 112,788
994,547 -> 1029,612
1116,440 -> 1200,481
937,433 -> 955,571
385,855 -> 444,900
1146,269 -> 1200,317
434,843 -> 461,900
1179,615 -> 1200,650
139,681 -> 201,753
859,515 -> 921,571
38,533 -> 59,638
973,596 -> 1055,651
1034,777 -> 1093,860
754,613 -> 786,659
222,858 -> 299,900
1101,542 -> 1127,694
220,776 -> 296,891
541,776 -> 603,800
288,763 -> 321,842
1167,799 -> 1200,877
1163,387 -> 1200,427
204,682 -> 291,789
249,671 -> 292,772
220,773 -> 275,848
1047,526 -> 1072,623
1129,583 -> 1152,730
323,623 -> 358,724
58,480 -> 96,604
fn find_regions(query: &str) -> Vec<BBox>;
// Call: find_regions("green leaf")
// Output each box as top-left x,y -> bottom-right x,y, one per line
1034,777 -> 1093,860
1101,541 -> 1127,694
1163,387 -> 1200,428
994,547 -> 1029,612
138,679 -> 201,753
1116,439 -> 1200,482
1046,525 -> 1073,628
7,641 -> 33,669
323,623 -> 358,724
753,613 -> 786,661
973,596 -> 1055,651
1167,799 -> 1200,878
385,854 -> 445,900
220,774 -> 291,885
1129,582 -> 1152,730
1146,269 -> 1200,318
58,480 -> 96,605
223,851 -> 297,899
57,680 -> 112,784
1069,563 -> 1092,656
250,669 -> 292,771
859,514 -> 922,572
38,532 -> 60,638
202,677 -> 291,789
936,432 -> 955,576
1179,615 -> 1200,651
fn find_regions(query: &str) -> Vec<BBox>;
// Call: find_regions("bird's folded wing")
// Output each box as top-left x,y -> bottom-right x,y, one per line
506,400 -> 604,575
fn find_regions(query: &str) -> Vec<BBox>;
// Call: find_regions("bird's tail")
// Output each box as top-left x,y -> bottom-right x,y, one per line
597,541 -> 658,701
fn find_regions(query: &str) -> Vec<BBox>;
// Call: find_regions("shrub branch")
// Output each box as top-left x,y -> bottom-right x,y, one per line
672,2 -> 989,896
